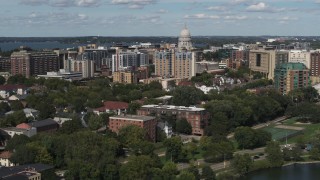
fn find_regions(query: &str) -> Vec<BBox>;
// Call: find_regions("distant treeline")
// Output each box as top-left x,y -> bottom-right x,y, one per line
1,36 -> 320,49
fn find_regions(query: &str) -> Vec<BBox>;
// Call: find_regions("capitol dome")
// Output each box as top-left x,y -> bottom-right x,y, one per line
180,27 -> 191,38
178,25 -> 193,51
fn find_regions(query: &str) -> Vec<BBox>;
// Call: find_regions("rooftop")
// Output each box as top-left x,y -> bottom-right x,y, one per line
27,118 -> 58,128
141,105 -> 205,111
1,127 -> 27,133
110,114 -> 155,121
95,101 -> 129,112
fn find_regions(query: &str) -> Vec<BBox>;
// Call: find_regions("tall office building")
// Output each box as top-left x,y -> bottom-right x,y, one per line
249,50 -> 276,80
274,63 -> 310,95
310,52 -> 320,76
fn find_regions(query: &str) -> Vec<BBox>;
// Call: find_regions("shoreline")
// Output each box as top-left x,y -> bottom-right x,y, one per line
283,161 -> 320,167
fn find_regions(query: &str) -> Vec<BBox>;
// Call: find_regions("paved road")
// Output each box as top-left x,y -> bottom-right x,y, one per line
227,116 -> 288,139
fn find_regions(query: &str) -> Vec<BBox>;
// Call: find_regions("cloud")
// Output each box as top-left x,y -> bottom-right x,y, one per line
224,15 -> 248,20
315,0 -> 320,3
184,14 -> 220,19
111,0 -> 156,9
246,2 -> 268,11
246,2 -> 286,13
20,0 -> 101,7
156,9 -> 169,14
207,6 -> 227,11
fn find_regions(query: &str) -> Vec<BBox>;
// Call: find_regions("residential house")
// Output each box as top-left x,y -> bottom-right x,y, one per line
93,101 -> 129,115
157,121 -> 173,138
1,127 -> 37,138
0,151 -> 16,167
0,85 -> 27,99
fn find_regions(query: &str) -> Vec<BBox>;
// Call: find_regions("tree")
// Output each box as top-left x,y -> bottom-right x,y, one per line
0,76 -> 5,85
36,102 -> 56,119
234,127 -> 271,149
5,134 -> 30,151
177,171 -> 196,180
202,165 -> 216,180
10,101 -> 24,111
128,102 -> 141,115
4,110 -> 27,126
309,148 -> 320,160
118,125 -> 146,148
119,155 -> 156,180
188,165 -> 200,180
265,141 -> 283,167
0,102 -> 11,114
163,137 -> 183,162
231,154 -> 253,176
172,86 -> 204,106
59,116 -> 83,134
176,119 -> 192,135
87,114 -> 105,130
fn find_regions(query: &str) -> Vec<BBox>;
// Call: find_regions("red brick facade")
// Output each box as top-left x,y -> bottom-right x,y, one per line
108,115 -> 157,142
137,105 -> 209,136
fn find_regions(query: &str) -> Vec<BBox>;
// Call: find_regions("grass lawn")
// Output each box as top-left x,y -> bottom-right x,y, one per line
265,117 -> 320,144
262,126 -> 300,141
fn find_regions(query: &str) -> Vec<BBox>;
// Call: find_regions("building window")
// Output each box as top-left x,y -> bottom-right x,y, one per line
256,54 -> 261,67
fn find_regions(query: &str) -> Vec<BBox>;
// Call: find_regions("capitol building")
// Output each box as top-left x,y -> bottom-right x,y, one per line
178,25 -> 193,51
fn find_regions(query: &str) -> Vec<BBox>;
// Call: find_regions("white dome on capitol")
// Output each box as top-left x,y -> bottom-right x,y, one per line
180,27 -> 191,37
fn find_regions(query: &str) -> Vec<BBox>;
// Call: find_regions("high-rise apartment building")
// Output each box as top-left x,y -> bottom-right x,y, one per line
154,50 -> 196,79
274,63 -> 310,95
112,51 -> 149,73
29,51 -> 59,76
65,58 -> 94,78
10,51 -> 31,77
310,52 -> 320,76
154,50 -> 174,78
288,50 -> 311,69
174,52 -> 196,79
11,50 -> 59,78
0,57 -> 11,72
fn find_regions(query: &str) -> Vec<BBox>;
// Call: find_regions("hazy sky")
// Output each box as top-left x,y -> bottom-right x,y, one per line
1,0 -> 320,37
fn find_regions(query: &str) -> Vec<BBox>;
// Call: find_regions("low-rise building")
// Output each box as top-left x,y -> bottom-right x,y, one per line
137,105 -> 209,136
37,69 -> 83,81
109,115 -> 157,142
93,101 -> 129,115
17,118 -> 59,133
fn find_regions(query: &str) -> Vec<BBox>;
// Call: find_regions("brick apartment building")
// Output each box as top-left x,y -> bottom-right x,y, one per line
11,50 -> 59,78
311,52 -> 320,76
0,57 -> 11,72
274,62 -> 310,95
108,115 -> 157,142
137,105 -> 209,136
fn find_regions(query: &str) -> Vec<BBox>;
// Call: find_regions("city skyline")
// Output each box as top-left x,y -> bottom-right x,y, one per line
1,0 -> 320,37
